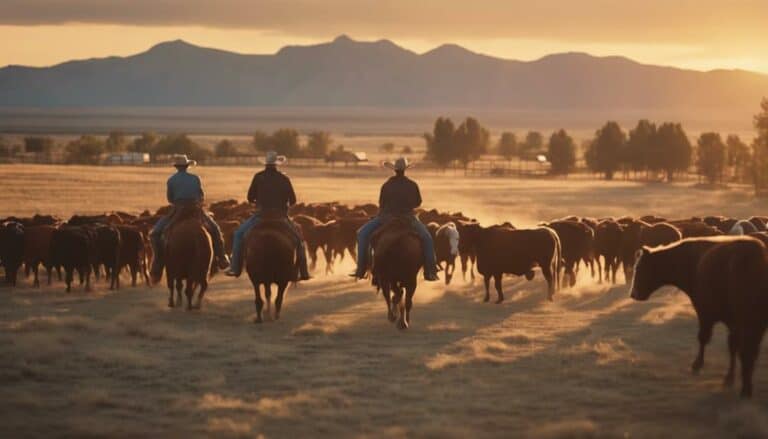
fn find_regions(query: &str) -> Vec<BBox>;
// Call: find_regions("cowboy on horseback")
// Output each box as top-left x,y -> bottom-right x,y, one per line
149,155 -> 230,284
351,157 -> 439,281
225,151 -> 311,281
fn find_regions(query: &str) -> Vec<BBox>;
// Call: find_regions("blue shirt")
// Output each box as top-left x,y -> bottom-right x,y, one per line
167,170 -> 204,204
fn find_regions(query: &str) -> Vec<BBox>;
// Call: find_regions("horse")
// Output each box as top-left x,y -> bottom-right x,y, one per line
371,217 -> 422,330
244,212 -> 298,323
164,204 -> 213,310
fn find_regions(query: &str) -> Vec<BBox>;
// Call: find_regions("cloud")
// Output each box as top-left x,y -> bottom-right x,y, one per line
1,0 -> 765,46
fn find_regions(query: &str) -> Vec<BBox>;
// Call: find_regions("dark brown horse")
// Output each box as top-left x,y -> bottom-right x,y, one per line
371,217 -> 422,330
164,205 -> 213,310
245,214 -> 298,323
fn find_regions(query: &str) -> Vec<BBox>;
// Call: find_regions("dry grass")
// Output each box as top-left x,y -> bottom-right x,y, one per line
1,164 -> 768,437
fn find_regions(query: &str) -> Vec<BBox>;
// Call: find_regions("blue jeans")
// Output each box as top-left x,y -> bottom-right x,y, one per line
150,211 -> 226,273
355,215 -> 437,275
229,213 -> 308,275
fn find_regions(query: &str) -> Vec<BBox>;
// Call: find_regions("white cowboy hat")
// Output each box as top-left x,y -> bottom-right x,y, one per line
261,151 -> 287,166
383,157 -> 412,171
171,154 -> 197,167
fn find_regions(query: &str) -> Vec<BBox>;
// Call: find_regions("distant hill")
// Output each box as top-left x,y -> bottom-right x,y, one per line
1,35 -> 766,111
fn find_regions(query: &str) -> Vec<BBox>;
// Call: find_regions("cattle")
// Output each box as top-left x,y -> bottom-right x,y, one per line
473,224 -> 561,303
292,214 -> 334,273
434,222 -> 460,285
674,221 -> 723,238
50,225 -> 97,292
748,216 -> 768,231
544,220 -> 594,287
22,225 -> 57,287
456,220 -> 481,282
117,225 -> 150,287
594,220 -> 623,284
0,221 -> 25,286
639,215 -> 667,224
620,219 -> 650,282
729,219 -> 759,235
93,224 -> 122,290
630,236 -> 768,397
639,222 -> 682,248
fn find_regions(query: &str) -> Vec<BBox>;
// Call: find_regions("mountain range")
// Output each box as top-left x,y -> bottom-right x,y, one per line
1,35 -> 766,110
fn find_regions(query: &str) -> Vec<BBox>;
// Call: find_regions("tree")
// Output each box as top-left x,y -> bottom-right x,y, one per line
454,117 -> 490,167
625,120 -> 656,173
269,128 -> 301,156
696,132 -> 726,184
424,117 -> 456,167
252,130 -> 269,152
656,122 -> 692,181
154,134 -> 211,161
306,131 -> 332,158
24,136 -> 54,154
547,129 -> 576,175
379,142 -> 396,153
105,131 -> 126,152
520,131 -> 543,158
753,98 -> 768,193
129,132 -> 157,153
215,139 -> 238,157
497,132 -> 518,160
726,134 -> 751,181
588,121 -> 626,180
65,135 -> 105,164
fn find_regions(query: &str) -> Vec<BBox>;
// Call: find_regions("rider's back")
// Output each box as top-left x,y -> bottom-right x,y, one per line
379,175 -> 421,216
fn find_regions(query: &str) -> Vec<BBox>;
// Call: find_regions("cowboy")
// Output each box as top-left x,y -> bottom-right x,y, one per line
225,151 -> 311,281
351,157 -> 438,281
149,154 -> 230,283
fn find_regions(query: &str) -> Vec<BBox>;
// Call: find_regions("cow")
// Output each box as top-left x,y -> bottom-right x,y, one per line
473,224 -> 561,303
630,236 -> 768,398
729,219 -> 759,235
544,220 -> 594,287
639,222 -> 682,248
0,221 -> 24,286
594,220 -> 623,284
50,225 -> 97,292
434,222 -> 460,285
117,225 -> 150,287
22,225 -> 57,287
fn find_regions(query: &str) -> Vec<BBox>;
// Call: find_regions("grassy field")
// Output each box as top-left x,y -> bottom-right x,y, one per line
2,164 -> 768,437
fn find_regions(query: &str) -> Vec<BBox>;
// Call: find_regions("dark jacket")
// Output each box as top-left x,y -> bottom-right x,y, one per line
379,174 -> 422,216
247,167 -> 297,214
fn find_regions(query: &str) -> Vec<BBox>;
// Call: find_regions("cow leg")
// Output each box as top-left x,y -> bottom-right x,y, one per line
542,264 -> 555,301
596,256 -> 603,284
445,261 -> 454,285
274,282 -> 287,320
195,278 -> 208,310
84,266 -> 92,292
724,329 -> 739,387
494,275 -> 504,304
253,284 -> 264,323
460,254 -> 469,281
483,275 -> 491,303
692,320 -> 714,374
65,268 -> 73,293
32,263 -> 40,288
175,279 -> 183,307
323,246 -> 334,274
738,325 -> 765,398
470,255 -> 477,282
46,264 -> 52,286
130,262 -> 138,287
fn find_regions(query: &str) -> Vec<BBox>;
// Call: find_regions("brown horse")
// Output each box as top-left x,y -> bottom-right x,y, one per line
164,205 -> 213,310
245,215 -> 298,323
371,217 -> 422,330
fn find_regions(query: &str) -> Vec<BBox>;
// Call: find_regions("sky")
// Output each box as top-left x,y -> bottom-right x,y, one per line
1,0 -> 767,73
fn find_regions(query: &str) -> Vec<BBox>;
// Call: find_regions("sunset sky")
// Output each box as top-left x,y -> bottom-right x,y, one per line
1,0 -> 767,73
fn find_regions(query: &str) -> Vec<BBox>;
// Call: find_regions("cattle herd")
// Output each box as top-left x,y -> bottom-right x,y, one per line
2,201 -> 768,398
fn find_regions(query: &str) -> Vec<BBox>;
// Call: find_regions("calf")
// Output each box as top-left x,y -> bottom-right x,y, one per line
435,222 -> 460,285
474,225 -> 561,303
630,236 -> 768,397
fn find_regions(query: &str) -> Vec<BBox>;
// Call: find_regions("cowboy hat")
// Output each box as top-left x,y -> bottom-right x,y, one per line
261,151 -> 287,166
171,154 -> 196,167
383,157 -> 412,171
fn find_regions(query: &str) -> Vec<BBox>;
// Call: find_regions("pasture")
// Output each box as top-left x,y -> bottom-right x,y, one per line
2,164 -> 768,437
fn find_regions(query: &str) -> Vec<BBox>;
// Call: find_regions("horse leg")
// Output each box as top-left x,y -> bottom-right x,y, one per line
494,275 -> 504,304
175,278 -> 183,307
403,282 -> 416,329
274,282 -> 287,320
264,283 -> 273,320
483,275 -> 491,303
253,284 -> 264,324
382,283 -> 395,322
167,276 -> 175,307
185,281 -> 195,311
196,278 -> 208,310
391,285 -> 404,326
394,285 -> 408,330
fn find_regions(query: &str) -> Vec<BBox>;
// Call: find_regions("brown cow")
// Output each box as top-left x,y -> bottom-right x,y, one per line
23,225 -> 57,287
117,225 -> 150,287
456,220 -> 481,282
545,220 -> 594,287
594,220 -> 623,284
473,225 -> 561,303
639,222 -> 682,248
630,236 -> 768,397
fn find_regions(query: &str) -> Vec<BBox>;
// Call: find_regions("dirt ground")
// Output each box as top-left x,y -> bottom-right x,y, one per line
2,164 -> 768,438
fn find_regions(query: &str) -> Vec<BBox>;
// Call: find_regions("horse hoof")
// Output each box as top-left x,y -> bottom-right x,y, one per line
397,320 -> 409,330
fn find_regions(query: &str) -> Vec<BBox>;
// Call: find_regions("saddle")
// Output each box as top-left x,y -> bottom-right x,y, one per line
164,203 -> 205,242
250,210 -> 301,243
370,216 -> 419,248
